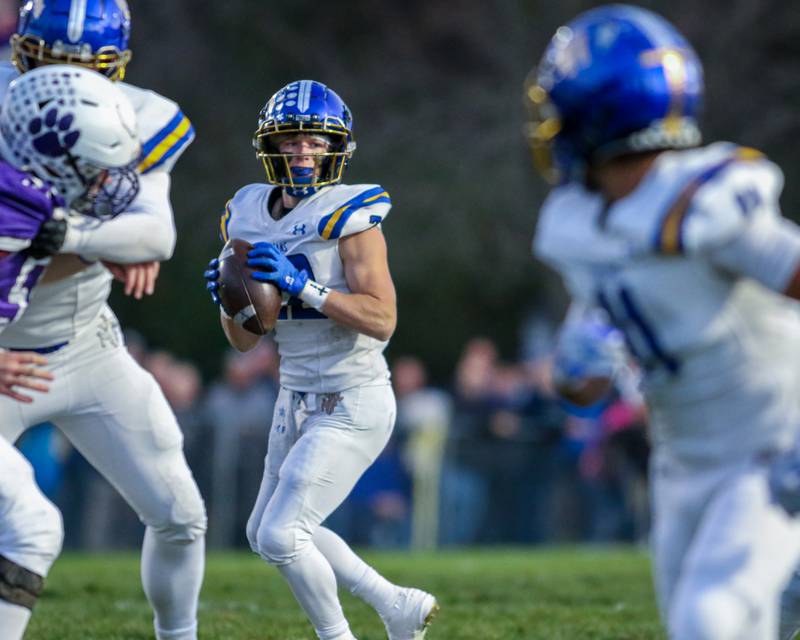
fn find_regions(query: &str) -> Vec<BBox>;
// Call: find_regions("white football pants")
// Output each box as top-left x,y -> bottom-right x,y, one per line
0,306 -> 207,640
0,439 -> 63,640
247,384 -> 395,640
651,452 -> 800,640
0,438 -> 63,577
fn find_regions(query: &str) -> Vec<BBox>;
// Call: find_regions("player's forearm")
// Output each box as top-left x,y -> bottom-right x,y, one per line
39,254 -> 92,284
60,172 -> 177,263
62,212 -> 175,262
220,311 -> 260,352
321,290 -> 396,341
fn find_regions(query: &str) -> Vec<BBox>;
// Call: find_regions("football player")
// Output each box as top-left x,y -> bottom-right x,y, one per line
528,5 -> 800,639
0,63 -> 148,640
205,80 -> 438,640
0,4 -> 207,640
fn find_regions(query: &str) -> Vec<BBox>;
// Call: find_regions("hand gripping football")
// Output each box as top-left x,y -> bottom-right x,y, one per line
217,238 -> 282,335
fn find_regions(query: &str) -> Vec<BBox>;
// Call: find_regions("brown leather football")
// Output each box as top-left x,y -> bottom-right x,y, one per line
217,238 -> 282,335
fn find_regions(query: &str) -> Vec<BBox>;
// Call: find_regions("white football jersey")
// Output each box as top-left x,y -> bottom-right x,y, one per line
221,182 -> 392,393
536,143 -> 800,464
0,61 -> 193,349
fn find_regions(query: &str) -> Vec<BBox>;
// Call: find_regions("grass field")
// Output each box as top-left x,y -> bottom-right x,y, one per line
26,547 -> 665,639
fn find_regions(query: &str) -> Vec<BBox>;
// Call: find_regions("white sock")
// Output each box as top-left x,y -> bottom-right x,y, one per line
314,526 -> 399,615
277,543 -> 353,640
0,600 -> 32,640
141,528 -> 205,640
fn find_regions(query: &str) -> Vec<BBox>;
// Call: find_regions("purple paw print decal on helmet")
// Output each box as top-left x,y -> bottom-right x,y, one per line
28,108 -> 80,158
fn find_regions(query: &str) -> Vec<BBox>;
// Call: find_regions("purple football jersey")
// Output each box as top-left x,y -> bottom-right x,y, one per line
0,159 -> 62,328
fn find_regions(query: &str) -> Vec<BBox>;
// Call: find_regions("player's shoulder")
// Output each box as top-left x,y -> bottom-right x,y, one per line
535,182 -> 606,265
0,160 -> 58,249
649,142 -> 782,254
310,183 -> 391,240
120,82 -> 195,175
220,184 -> 277,242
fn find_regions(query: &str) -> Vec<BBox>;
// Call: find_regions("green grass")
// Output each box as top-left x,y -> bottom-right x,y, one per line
26,547 -> 665,639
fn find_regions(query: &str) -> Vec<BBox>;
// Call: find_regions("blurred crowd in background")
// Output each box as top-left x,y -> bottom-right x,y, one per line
18,316 -> 651,552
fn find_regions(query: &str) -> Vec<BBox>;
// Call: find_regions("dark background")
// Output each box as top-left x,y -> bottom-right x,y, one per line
111,0 -> 800,382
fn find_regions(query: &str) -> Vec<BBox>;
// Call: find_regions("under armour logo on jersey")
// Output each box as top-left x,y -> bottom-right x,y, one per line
29,109 -> 80,158
276,241 -> 288,253
292,224 -> 307,236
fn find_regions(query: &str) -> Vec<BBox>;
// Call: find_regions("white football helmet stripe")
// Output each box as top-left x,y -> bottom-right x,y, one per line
298,80 -> 311,114
67,0 -> 88,43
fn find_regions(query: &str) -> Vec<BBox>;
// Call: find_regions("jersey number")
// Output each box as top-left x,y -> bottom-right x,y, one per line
597,285 -> 680,374
279,254 -> 326,320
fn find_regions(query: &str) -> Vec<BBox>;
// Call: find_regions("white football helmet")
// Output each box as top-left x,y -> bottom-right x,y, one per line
0,65 -> 140,219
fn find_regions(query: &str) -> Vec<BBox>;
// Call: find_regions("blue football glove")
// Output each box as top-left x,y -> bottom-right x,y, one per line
769,450 -> 800,517
247,242 -> 308,295
204,257 -> 221,305
552,317 -> 627,387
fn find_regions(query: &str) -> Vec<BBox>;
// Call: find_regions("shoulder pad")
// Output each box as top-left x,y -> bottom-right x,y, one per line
120,83 -> 195,175
534,183 -> 609,265
220,184 -> 276,243
0,162 -> 57,250
316,184 -> 391,240
656,147 -> 781,254
534,184 -> 631,304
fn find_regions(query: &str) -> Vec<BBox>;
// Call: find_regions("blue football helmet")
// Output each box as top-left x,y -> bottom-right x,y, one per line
525,5 -> 703,183
254,80 -> 356,198
12,0 -> 132,82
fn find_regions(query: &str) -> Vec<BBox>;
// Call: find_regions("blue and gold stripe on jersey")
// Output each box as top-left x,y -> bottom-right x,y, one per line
317,186 -> 390,240
219,200 -> 233,242
655,146 -> 764,254
138,111 -> 195,174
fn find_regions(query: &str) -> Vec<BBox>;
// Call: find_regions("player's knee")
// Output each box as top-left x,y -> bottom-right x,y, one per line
254,521 -> 295,565
254,520 -> 312,566
670,586 -> 750,640
20,493 -> 63,575
36,499 -> 64,569
245,515 -> 260,554
149,493 -> 207,543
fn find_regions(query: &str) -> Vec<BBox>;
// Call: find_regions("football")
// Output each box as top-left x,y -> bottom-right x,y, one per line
217,238 -> 282,335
